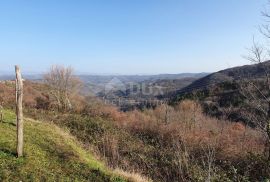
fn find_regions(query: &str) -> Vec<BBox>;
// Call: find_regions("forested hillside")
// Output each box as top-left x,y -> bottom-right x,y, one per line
175,60 -> 270,95
1,69 -> 270,181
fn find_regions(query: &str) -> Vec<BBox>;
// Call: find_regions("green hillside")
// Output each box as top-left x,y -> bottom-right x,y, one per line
0,110 -> 126,182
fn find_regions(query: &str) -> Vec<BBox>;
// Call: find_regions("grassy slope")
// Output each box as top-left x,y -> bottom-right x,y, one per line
0,110 -> 126,182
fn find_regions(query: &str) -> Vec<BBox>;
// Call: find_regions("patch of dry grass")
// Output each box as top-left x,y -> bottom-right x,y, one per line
114,168 -> 152,182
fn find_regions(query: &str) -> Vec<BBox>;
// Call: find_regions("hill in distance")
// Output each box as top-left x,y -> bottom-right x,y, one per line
0,72 -> 209,111
176,61 -> 270,94
0,73 -> 208,82
169,61 -> 270,124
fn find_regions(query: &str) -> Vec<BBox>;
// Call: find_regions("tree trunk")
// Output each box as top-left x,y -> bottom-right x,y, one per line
266,102 -> 270,160
15,65 -> 23,157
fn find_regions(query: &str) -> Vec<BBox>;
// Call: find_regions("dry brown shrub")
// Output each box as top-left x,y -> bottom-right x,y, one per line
116,99 -> 265,160
82,96 -> 127,122
102,134 -> 120,167
0,81 -> 49,108
0,82 -> 15,107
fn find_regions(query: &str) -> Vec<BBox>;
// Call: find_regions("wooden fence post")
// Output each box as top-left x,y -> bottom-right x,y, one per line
15,65 -> 23,157
0,104 -> 3,122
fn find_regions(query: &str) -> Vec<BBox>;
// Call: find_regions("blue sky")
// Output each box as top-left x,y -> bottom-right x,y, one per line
0,0 -> 267,74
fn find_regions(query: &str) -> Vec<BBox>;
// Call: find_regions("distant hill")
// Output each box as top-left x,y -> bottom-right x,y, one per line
83,74 -> 208,111
176,61 -> 270,94
171,61 -> 270,124
79,73 -> 209,85
0,73 -> 208,111
0,73 -> 208,83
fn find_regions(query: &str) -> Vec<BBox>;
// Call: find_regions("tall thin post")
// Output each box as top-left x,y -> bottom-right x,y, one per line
15,65 -> 23,157
0,104 -> 3,122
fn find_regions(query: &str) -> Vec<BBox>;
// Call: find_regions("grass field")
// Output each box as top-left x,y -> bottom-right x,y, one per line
0,110 -> 126,182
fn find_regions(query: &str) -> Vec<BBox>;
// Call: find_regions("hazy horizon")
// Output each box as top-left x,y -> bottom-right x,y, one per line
0,69 -> 210,76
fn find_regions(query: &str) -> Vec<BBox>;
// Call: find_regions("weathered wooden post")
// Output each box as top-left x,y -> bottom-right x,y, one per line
0,104 -> 3,122
15,65 -> 23,157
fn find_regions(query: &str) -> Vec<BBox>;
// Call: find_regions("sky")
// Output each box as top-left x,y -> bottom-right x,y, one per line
0,0 -> 267,75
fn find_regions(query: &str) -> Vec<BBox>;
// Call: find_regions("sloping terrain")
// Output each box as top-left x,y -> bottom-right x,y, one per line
0,110 -> 126,182
25,106 -> 268,182
171,61 -> 270,123
176,61 -> 270,94
0,82 -> 268,181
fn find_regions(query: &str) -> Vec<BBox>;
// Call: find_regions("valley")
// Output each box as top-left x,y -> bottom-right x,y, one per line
1,0 -> 270,181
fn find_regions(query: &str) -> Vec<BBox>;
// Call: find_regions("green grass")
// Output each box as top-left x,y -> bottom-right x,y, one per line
0,110 -> 127,182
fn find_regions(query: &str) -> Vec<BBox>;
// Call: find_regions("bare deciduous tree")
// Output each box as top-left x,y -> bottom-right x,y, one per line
242,37 -> 270,159
44,65 -> 82,111
202,142 -> 217,182
237,1 -> 270,159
